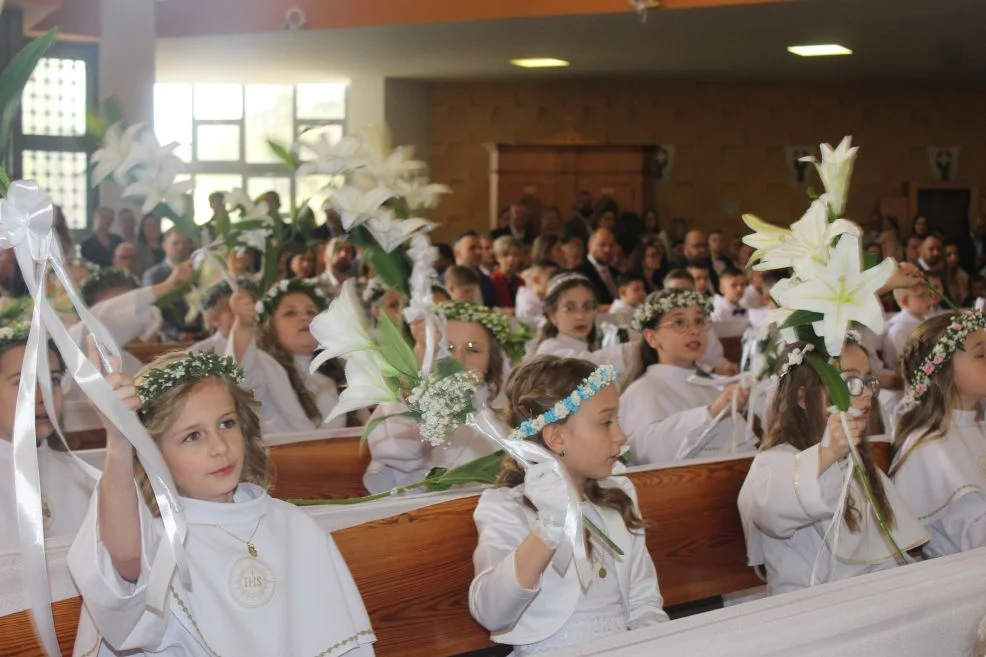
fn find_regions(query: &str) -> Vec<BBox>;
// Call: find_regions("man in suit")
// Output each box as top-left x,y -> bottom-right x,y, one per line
957,213 -> 986,276
453,231 -> 497,307
564,190 -> 594,245
575,227 -> 621,305
916,233 -> 943,273
671,229 -> 720,293
142,227 -> 200,342
490,203 -> 534,245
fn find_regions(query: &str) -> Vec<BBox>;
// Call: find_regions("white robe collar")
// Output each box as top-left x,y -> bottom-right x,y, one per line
181,483 -> 268,525
553,333 -> 590,351
645,363 -> 696,381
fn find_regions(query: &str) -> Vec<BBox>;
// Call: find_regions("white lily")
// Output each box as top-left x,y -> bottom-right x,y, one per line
364,212 -> 437,253
366,145 -> 427,187
743,197 -> 860,278
328,185 -> 394,231
225,188 -> 255,214
122,156 -> 194,216
91,122 -> 144,186
237,228 -> 272,252
799,136 -> 858,217
774,233 -> 895,356
394,178 -> 452,210
242,201 -> 271,223
310,279 -> 379,369
118,131 -> 182,181
323,351 -> 399,426
298,134 -> 365,177
763,277 -> 798,344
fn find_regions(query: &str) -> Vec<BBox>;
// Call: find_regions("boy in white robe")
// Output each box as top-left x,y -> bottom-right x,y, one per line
881,284 -> 934,372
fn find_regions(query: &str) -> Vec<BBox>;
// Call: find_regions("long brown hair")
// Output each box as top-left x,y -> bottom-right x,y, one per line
133,352 -> 270,516
892,312 -> 961,470
257,291 -> 322,423
763,342 -> 895,532
533,274 -> 599,349
496,355 -> 643,536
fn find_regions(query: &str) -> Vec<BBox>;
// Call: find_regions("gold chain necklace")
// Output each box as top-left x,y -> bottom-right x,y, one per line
213,517 -> 262,558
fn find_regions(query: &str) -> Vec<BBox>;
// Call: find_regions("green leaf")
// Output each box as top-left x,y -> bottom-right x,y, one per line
433,356 -> 464,379
376,312 -> 419,379
424,451 -> 504,491
805,353 -> 850,412
267,139 -> 301,172
0,28 -> 59,160
780,309 -> 825,329
862,250 -> 880,271
365,243 -> 411,298
584,514 -> 625,556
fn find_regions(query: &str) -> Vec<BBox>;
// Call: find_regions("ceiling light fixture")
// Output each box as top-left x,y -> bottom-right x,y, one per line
787,44 -> 853,57
510,58 -> 571,69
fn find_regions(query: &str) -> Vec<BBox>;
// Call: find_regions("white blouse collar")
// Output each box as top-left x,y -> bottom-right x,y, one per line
553,333 -> 590,350
181,482 -> 268,525
645,363 -> 696,381
294,354 -> 314,373
952,408 -> 978,427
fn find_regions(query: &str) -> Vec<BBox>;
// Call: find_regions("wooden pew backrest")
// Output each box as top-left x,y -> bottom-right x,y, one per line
720,335 -> 742,364
123,342 -> 191,364
268,437 -> 371,500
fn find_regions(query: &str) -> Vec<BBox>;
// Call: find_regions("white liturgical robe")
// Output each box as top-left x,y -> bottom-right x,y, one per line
534,334 -> 631,372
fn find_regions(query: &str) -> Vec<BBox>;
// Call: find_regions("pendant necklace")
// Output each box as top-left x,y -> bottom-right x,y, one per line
214,517 -> 262,558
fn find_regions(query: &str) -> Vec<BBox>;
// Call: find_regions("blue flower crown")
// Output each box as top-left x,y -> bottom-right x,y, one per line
508,364 -> 619,440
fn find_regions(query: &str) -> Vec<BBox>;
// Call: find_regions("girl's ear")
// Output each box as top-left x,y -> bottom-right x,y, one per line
643,327 -> 660,350
541,424 -> 567,457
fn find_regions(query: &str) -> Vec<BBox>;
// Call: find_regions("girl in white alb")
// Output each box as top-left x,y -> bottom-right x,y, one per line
68,349 -> 375,656
892,310 -> 986,557
738,340 -> 928,596
226,278 -> 345,434
531,273 -> 635,372
470,355 -> 668,655
620,290 -> 754,465
365,300 -> 516,494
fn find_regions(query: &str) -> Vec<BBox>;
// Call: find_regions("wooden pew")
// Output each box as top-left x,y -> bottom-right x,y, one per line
122,342 -> 193,364
268,436 -> 372,500
719,335 -> 742,364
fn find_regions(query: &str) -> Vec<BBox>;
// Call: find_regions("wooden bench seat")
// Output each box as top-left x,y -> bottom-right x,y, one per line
268,436 -> 372,500
122,342 -> 193,364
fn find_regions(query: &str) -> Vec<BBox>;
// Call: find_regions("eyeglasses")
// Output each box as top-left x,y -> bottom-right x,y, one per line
558,302 -> 598,315
448,341 -> 487,356
658,316 -> 709,333
842,374 -> 880,397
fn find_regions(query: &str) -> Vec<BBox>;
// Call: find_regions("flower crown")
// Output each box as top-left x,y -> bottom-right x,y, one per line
437,300 -> 532,363
772,343 -> 815,382
135,350 -> 245,407
0,321 -> 31,350
80,267 -> 140,306
254,277 -> 328,323
508,364 -> 618,441
201,278 -> 259,311
546,272 -> 592,298
902,310 -> 986,409
630,290 -> 713,332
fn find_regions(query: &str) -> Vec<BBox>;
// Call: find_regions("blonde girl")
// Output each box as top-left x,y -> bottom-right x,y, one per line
470,355 -> 667,654
739,340 -> 927,595
892,311 -> 986,557
68,349 -> 374,656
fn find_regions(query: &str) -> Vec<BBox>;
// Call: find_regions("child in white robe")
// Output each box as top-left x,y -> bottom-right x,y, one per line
739,340 -> 928,596
226,278 -> 345,434
0,323 -> 93,547
365,301 -> 513,494
892,311 -> 986,558
516,260 -> 558,331
881,284 -> 934,373
620,289 -> 754,465
531,273 -> 635,372
68,349 -> 375,656
470,355 -> 668,654
187,278 -> 258,356
662,268 -> 736,374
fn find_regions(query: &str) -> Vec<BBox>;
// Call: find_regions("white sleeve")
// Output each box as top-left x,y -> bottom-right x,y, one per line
468,489 -> 541,633
227,335 -> 272,409
628,406 -> 717,465
743,445 -> 843,540
66,486 -> 169,652
88,287 -> 161,346
366,403 -> 430,477
938,491 -> 986,552
619,481 -> 669,629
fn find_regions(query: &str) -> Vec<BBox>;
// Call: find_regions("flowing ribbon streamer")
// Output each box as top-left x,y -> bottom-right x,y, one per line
687,372 -> 761,456
467,407 -> 595,588
1,181 -> 190,655
402,235 -> 448,375
191,237 -> 237,290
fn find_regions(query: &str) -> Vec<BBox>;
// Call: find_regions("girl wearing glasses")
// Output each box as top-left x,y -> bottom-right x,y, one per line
738,340 -> 927,595
620,289 -> 755,464
531,273 -> 636,371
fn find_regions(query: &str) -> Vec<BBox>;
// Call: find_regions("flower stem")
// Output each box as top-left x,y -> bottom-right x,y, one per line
846,434 -> 909,565
925,280 -> 959,311
288,478 -> 433,506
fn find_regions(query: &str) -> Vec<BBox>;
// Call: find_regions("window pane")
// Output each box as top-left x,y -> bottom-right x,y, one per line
245,84 -> 294,164
22,150 -> 88,229
196,124 -> 241,162
246,177 -> 291,219
193,83 -> 243,120
22,57 -> 87,137
298,124 -> 343,161
154,83 -> 193,162
296,83 -> 346,120
193,174 -> 243,225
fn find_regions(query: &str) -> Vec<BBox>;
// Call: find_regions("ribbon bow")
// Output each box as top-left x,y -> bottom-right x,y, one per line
402,235 -> 448,374
0,180 -> 53,262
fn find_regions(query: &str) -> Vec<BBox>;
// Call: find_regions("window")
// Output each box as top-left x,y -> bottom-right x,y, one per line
18,42 -> 97,230
153,82 -> 347,223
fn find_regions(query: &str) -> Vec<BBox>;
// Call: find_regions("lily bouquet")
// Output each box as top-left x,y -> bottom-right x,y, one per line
741,136 -> 908,565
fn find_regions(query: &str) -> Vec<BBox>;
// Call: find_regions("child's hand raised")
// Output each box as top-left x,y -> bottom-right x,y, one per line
709,383 -> 749,417
229,288 -> 257,326
822,411 -> 864,463
86,338 -> 139,452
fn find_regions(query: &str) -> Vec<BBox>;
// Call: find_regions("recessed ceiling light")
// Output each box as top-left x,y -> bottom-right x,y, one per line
787,44 -> 853,57
510,58 -> 571,69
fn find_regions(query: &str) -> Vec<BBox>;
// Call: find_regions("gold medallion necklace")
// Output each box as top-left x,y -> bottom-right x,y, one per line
213,517 -> 262,558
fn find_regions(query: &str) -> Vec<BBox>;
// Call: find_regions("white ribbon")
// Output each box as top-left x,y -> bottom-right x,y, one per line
467,407 -> 594,588
191,236 -> 237,290
401,235 -> 447,375
687,371 -> 761,456
1,180 -> 190,655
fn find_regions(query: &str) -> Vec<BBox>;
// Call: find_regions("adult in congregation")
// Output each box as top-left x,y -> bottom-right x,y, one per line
79,207 -> 123,268
491,202 -> 535,244
915,233 -> 943,273
133,213 -> 165,275
670,229 -> 721,293
575,227 -> 622,305
564,190 -> 595,244
453,231 -> 497,307
956,213 -> 986,279
141,227 -> 199,342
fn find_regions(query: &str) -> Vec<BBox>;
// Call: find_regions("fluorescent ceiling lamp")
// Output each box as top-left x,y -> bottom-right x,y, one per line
510,58 -> 570,68
787,44 -> 853,57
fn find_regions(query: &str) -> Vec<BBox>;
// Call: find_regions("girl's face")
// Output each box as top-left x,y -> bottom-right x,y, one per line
945,244 -> 960,269
273,292 -> 319,356
0,347 -> 63,443
839,343 -> 875,423
644,245 -> 662,271
952,330 -> 986,410
446,320 -> 492,377
550,385 -> 626,488
159,379 -> 244,503
548,286 -> 597,342
645,306 -> 708,369
372,290 -> 404,326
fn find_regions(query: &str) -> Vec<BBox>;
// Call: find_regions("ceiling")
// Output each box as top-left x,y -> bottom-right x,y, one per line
156,0 -> 984,83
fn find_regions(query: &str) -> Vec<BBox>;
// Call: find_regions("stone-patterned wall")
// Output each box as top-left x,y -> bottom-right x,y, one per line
428,78 -> 986,241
